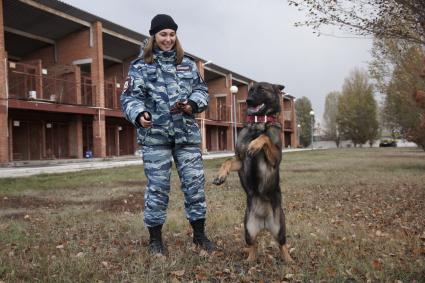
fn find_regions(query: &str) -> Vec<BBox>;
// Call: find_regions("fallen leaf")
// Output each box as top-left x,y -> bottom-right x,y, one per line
326,266 -> 337,276
170,270 -> 185,277
413,247 -> 425,256
195,271 -> 208,280
199,249 -> 208,257
101,261 -> 109,268
371,259 -> 382,270
56,244 -> 64,249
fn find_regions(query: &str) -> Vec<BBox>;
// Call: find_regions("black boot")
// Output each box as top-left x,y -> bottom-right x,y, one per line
148,225 -> 165,255
190,218 -> 215,252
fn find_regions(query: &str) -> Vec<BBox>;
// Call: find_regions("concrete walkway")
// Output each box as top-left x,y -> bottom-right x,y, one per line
0,149 -> 309,178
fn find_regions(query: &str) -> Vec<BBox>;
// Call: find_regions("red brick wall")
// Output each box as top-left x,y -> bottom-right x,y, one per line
104,56 -> 135,83
23,45 -> 55,67
207,77 -> 227,94
91,22 -> 106,157
24,28 -> 93,67
104,64 -> 125,82
236,84 -> 248,101
57,28 -> 92,65
0,0 -> 9,163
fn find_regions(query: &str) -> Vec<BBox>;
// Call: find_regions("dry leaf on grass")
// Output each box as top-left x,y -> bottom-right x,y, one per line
170,270 -> 185,277
195,271 -> 208,280
199,249 -> 208,257
371,259 -> 382,270
326,266 -> 337,276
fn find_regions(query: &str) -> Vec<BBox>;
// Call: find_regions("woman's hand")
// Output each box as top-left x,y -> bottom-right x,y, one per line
139,112 -> 152,128
180,101 -> 193,115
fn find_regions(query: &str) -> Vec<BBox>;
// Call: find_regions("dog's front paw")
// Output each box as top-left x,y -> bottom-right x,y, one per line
212,175 -> 226,185
247,140 -> 263,156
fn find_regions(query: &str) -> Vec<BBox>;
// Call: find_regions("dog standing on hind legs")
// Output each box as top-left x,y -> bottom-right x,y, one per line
213,82 -> 294,263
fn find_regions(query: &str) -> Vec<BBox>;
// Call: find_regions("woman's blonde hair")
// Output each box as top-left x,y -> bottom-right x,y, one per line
143,36 -> 184,65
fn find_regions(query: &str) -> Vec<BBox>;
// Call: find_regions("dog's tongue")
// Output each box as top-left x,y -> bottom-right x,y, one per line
247,103 -> 265,115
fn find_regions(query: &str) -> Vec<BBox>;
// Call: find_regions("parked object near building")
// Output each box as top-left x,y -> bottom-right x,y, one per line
379,139 -> 398,147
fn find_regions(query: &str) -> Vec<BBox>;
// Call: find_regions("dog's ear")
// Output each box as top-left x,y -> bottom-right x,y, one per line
275,84 -> 285,91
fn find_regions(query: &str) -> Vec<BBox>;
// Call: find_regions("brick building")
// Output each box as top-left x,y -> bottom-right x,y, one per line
0,0 -> 298,164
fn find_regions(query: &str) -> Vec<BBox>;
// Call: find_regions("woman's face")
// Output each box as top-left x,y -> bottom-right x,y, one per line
154,29 -> 176,51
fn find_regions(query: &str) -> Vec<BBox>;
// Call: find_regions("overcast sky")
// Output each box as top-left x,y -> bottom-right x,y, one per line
63,0 -> 373,123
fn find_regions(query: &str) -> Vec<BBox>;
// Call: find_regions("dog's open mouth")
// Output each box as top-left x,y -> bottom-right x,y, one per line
247,103 -> 265,115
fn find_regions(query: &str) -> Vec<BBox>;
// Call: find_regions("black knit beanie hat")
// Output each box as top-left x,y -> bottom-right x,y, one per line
149,14 -> 178,36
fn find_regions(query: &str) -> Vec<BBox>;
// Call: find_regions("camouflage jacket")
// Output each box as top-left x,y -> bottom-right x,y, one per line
120,49 -> 208,146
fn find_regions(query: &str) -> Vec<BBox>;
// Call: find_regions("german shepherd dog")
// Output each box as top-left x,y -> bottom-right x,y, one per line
213,82 -> 293,263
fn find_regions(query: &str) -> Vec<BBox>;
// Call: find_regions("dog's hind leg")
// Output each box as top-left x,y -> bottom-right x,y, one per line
244,208 -> 261,262
212,157 -> 241,185
247,134 -> 280,167
279,244 -> 294,263
268,207 -> 294,263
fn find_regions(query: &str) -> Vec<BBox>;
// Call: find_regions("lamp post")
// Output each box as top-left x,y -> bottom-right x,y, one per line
309,110 -> 315,149
230,85 -> 239,148
297,124 -> 301,147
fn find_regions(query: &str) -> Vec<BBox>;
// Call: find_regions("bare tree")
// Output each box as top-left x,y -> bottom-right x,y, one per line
288,0 -> 425,45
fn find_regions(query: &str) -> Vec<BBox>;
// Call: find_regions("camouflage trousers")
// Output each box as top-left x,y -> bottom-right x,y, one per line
141,144 -> 206,227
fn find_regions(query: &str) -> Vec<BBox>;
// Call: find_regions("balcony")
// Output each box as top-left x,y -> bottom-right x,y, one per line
206,104 -> 228,121
104,79 -> 123,110
8,61 -> 95,106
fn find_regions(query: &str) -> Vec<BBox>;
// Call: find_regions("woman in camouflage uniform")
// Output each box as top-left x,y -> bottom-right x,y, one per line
121,14 -> 213,255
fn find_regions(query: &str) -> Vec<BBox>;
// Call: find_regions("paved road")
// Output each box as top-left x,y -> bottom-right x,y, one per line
0,149 -> 308,178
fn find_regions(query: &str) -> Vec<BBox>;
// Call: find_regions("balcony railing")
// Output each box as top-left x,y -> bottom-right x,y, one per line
205,104 -> 229,121
283,111 -> 293,121
8,61 -> 95,106
104,79 -> 123,110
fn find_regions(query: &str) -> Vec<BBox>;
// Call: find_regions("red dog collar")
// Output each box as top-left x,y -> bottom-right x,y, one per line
246,115 -> 279,123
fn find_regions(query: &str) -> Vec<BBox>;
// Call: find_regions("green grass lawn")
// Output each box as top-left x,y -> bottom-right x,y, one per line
0,148 -> 424,282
